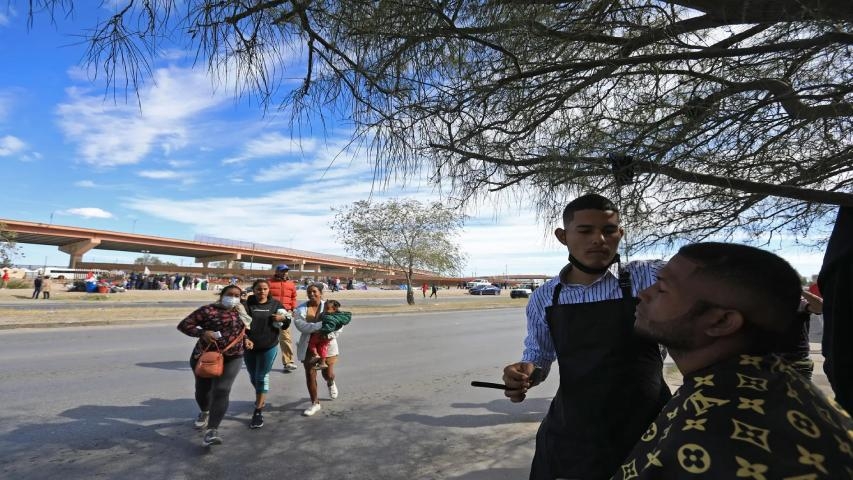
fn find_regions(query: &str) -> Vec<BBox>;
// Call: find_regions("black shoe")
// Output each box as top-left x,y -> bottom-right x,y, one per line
250,410 -> 264,429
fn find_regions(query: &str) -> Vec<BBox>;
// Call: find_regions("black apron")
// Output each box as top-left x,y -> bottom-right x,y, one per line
530,269 -> 671,480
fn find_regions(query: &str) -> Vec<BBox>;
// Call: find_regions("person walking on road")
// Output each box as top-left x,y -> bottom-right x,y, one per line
177,285 -> 253,447
32,276 -> 42,299
293,284 -> 342,416
269,264 -> 298,373
430,283 -> 438,298
502,193 -> 670,480
41,276 -> 52,299
422,282 -> 428,298
243,279 -> 288,429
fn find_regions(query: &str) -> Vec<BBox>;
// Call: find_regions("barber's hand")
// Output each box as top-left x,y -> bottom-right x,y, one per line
503,362 -> 537,403
801,289 -> 823,314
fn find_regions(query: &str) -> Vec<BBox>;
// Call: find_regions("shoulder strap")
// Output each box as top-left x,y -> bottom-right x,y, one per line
222,326 -> 246,353
618,267 -> 633,299
551,283 -> 563,307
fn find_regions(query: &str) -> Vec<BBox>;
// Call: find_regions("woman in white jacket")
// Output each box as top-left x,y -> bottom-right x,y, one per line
293,283 -> 340,416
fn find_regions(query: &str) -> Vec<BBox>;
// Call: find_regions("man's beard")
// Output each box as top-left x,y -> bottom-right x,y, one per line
634,302 -> 713,352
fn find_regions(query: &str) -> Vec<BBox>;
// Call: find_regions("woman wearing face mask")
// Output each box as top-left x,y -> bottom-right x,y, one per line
177,284 -> 254,447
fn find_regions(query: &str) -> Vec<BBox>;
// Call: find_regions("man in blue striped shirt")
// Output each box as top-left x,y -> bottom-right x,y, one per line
503,193 -> 671,480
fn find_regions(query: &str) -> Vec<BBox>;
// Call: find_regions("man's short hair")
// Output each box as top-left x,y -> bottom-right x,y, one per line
677,243 -> 802,347
562,194 -> 619,224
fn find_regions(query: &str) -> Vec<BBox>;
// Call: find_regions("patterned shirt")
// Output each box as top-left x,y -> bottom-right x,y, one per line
614,354 -> 853,479
521,259 -> 664,371
177,303 -> 247,358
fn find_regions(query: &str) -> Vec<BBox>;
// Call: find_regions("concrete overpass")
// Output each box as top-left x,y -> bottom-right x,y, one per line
2,219 -> 552,284
0,218 -> 401,277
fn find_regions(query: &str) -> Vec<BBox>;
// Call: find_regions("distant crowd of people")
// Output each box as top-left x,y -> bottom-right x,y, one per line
124,272 -> 210,291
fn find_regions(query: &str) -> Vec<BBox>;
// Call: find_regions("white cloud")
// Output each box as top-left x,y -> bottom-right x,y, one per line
167,159 -> 193,168
74,180 -> 96,188
137,170 -> 181,179
56,66 -> 228,166
224,132 -> 318,165
0,135 -> 25,156
61,207 -> 114,219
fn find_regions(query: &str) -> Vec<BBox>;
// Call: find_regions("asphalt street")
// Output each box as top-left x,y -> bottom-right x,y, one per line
0,293 -> 494,310
0,307 -> 558,479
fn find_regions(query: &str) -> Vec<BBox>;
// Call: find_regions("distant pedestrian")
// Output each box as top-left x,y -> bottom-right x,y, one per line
41,276 -> 52,299
421,283 -> 428,298
1,269 -> 9,288
32,276 -> 43,299
430,283 -> 438,298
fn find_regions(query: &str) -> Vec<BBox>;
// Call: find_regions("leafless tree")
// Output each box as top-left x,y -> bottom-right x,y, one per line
23,0 -> 853,249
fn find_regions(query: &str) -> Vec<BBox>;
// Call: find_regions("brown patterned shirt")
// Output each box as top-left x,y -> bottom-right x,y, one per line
614,354 -> 853,479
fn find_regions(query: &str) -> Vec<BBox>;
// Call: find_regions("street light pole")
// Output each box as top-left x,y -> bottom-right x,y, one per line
250,243 -> 255,273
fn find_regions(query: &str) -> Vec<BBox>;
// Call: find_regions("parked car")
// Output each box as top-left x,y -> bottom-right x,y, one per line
510,285 -> 533,298
470,284 -> 501,295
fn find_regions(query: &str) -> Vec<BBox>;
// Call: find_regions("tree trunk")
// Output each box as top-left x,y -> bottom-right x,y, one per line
405,274 -> 415,305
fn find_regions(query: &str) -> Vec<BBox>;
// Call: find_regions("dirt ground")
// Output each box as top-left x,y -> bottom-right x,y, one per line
0,285 -> 524,328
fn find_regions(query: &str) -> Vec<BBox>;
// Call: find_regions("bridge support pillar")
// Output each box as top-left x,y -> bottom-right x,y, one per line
195,253 -> 241,266
59,238 -> 102,268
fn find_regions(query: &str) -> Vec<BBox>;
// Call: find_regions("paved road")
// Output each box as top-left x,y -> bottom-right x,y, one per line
0,293 -> 507,310
0,307 -> 558,479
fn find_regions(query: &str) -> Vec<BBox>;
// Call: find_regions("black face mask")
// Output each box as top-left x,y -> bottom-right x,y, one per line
568,253 -> 621,275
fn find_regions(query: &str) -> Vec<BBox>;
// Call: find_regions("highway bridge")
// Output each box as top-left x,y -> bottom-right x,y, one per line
1,218 -> 551,284
1,218 -> 403,278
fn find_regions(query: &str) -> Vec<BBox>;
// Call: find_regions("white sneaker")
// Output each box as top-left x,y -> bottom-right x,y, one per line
285,362 -> 298,372
202,428 -> 222,447
302,403 -> 322,416
328,381 -> 338,400
194,411 -> 209,429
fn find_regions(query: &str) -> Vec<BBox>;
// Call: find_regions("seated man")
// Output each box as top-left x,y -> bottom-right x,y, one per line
615,242 -> 853,479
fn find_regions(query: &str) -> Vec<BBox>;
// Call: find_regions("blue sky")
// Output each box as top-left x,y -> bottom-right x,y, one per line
0,4 -> 829,278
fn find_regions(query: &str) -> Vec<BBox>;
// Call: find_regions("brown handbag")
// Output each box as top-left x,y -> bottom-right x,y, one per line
194,328 -> 245,378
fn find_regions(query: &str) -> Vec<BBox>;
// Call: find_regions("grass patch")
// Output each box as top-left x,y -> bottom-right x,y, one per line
79,294 -> 111,301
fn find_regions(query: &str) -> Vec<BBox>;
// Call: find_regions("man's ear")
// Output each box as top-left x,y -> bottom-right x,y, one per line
703,309 -> 745,338
555,228 -> 567,246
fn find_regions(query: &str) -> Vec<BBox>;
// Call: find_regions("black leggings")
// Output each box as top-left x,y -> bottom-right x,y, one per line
190,355 -> 242,429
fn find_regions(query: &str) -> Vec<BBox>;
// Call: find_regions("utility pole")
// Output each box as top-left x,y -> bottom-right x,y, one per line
250,243 -> 255,273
